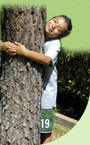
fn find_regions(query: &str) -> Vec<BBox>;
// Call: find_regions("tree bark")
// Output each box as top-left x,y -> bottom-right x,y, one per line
0,6 -> 46,145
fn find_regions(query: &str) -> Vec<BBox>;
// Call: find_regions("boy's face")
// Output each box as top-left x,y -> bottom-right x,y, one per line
45,17 -> 68,39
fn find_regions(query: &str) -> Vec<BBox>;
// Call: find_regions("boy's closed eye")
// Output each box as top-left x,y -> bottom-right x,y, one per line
54,20 -> 57,23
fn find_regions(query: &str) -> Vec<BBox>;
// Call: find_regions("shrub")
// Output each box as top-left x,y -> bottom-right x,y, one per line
56,47 -> 90,120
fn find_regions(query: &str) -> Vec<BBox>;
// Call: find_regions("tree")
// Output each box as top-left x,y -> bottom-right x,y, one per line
0,6 -> 46,145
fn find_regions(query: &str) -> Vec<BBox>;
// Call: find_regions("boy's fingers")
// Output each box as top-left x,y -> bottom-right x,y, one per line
8,52 -> 16,56
11,53 -> 16,56
7,45 -> 16,49
7,49 -> 9,53
15,42 -> 21,46
7,42 -> 15,47
10,50 -> 16,52
7,48 -> 16,53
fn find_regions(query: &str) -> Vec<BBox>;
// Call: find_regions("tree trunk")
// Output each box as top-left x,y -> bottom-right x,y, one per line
0,6 -> 46,145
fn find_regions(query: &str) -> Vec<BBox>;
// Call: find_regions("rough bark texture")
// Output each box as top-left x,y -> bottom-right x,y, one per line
0,7 -> 46,145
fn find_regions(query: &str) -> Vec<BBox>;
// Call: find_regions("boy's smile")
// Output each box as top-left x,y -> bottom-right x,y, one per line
45,17 -> 68,40
48,25 -> 53,32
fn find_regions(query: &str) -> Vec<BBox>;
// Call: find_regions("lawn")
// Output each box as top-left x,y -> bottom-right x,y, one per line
52,123 -> 71,141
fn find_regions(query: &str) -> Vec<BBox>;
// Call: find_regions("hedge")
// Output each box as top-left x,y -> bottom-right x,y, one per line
56,47 -> 90,120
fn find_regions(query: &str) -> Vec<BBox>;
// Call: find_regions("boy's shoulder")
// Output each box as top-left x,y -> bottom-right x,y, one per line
45,39 -> 61,49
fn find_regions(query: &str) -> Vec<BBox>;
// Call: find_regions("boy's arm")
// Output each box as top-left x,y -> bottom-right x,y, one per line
0,41 -> 9,52
0,41 -> 16,55
13,42 -> 52,66
24,49 -> 52,66
0,41 -> 8,51
0,41 -> 3,51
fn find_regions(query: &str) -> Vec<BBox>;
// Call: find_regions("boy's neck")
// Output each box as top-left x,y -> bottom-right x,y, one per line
45,34 -> 49,41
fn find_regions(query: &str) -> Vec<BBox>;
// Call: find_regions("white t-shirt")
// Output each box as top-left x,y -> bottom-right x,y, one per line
41,39 -> 61,109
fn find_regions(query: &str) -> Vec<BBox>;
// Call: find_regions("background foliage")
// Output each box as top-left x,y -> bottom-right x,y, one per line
56,47 -> 90,120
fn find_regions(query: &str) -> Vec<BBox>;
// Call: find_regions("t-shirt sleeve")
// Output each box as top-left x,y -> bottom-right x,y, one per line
45,43 -> 61,65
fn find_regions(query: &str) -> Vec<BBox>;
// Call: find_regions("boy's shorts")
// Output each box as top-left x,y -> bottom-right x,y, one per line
40,108 -> 55,133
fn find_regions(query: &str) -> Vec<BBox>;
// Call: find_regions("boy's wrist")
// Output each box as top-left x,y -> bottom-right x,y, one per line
24,49 -> 29,57
0,41 -> 3,50
0,41 -> 5,51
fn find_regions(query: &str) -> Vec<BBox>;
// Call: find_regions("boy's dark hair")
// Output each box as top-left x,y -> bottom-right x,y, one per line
50,15 -> 72,38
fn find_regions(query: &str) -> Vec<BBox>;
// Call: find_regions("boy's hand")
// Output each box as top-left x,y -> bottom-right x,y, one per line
13,42 -> 27,56
1,41 -> 16,56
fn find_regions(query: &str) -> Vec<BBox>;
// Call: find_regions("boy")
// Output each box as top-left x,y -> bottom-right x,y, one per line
0,15 -> 72,144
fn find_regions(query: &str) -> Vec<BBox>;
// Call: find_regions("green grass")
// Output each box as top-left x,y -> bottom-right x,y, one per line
52,123 -> 70,141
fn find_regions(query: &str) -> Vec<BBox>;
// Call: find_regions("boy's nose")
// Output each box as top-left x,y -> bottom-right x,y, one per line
52,23 -> 59,30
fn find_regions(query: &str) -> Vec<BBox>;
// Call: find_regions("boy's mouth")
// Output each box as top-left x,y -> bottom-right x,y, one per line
48,25 -> 53,32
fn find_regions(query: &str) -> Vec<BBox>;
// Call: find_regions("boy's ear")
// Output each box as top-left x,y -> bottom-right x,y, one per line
59,36 -> 62,39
